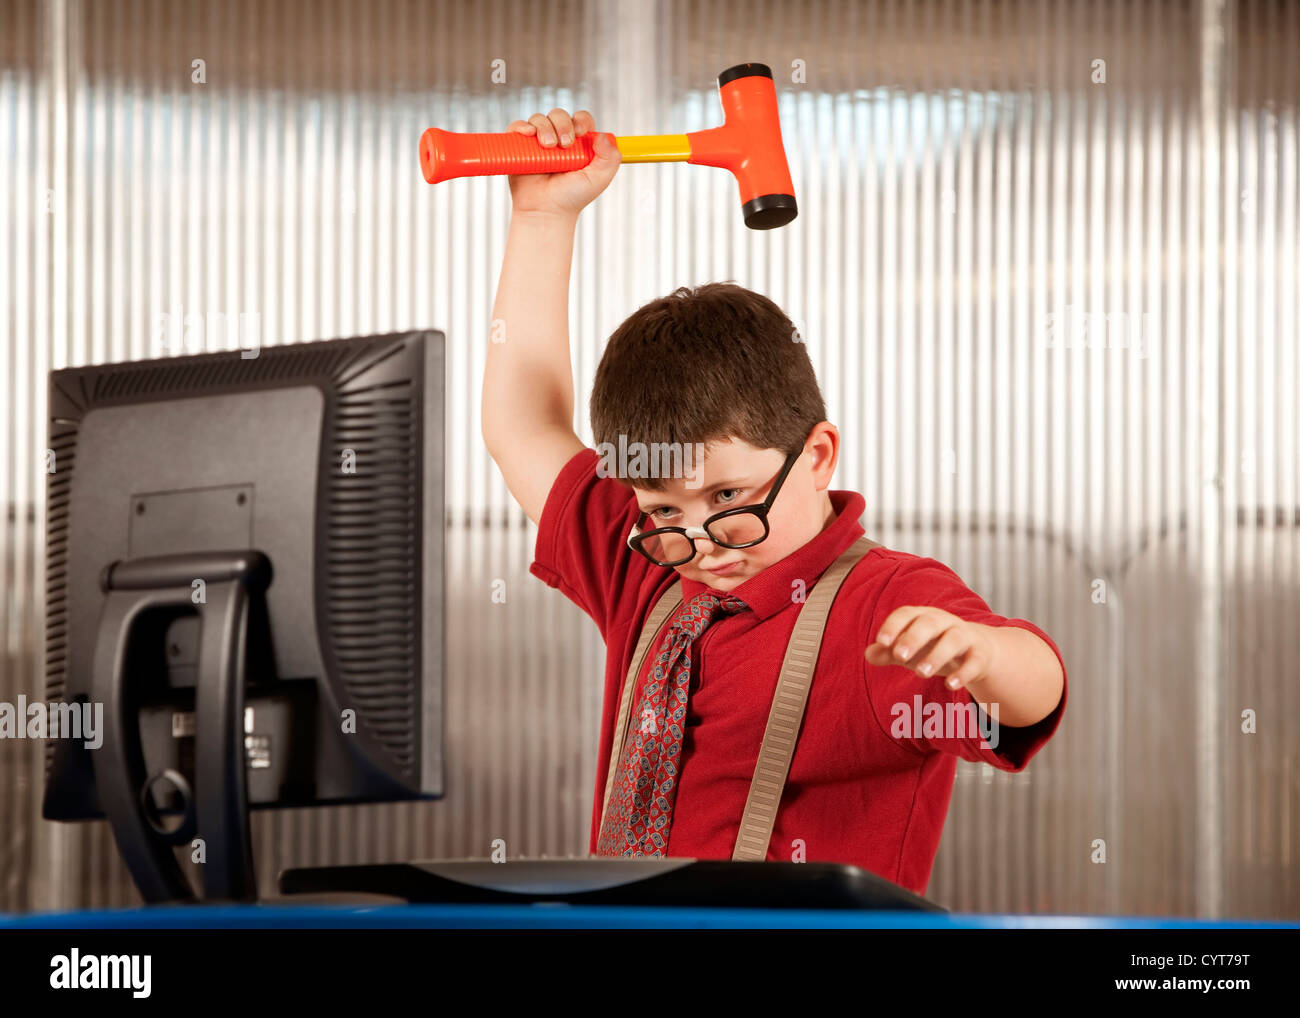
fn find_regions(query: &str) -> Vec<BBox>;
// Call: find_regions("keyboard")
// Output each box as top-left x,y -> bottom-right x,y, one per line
277,858 -> 943,910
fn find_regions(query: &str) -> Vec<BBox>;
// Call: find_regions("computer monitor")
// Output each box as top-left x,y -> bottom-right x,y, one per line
41,331 -> 445,904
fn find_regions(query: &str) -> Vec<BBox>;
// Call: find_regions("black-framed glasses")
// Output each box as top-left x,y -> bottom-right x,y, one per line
626,449 -> 802,567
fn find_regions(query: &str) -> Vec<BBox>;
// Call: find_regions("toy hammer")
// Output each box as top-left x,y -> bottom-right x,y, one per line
419,62 -> 797,230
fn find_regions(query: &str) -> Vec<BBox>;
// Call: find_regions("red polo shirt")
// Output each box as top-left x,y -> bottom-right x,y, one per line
529,447 -> 1067,894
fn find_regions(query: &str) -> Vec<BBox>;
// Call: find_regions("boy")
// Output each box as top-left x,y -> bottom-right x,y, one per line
482,108 -> 1066,895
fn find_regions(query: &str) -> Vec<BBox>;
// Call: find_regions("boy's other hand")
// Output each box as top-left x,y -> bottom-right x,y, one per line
865,606 -> 999,692
505,109 -> 621,219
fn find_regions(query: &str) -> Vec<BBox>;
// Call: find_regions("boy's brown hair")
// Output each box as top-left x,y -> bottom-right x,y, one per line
589,282 -> 827,492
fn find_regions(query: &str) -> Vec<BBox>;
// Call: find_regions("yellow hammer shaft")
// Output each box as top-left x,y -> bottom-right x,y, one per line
614,134 -> 691,163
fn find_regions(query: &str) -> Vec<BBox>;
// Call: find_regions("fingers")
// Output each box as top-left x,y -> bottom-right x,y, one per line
909,628 -> 971,679
527,112 -> 556,145
572,112 -> 619,162
863,642 -> 895,667
866,607 -> 994,692
943,652 -> 986,691
873,608 -> 913,648
592,129 -> 620,162
867,606 -> 959,673
873,606 -> 932,658
519,109 -> 586,148
547,107 -> 576,144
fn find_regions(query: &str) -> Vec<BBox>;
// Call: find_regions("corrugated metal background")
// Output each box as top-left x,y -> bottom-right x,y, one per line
1,0 -> 1296,916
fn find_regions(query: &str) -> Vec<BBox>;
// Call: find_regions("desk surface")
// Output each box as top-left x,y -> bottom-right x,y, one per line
1,904 -> 1296,929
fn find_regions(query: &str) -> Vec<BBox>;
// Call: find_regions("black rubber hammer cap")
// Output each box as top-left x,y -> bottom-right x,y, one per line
743,193 -> 798,230
717,62 -> 774,86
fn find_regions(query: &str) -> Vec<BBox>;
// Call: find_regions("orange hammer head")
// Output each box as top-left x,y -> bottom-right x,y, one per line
688,63 -> 797,229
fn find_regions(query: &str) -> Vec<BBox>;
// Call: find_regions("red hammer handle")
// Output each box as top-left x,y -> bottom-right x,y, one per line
420,128 -> 608,185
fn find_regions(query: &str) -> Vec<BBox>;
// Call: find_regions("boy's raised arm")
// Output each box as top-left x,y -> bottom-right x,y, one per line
482,108 -> 621,526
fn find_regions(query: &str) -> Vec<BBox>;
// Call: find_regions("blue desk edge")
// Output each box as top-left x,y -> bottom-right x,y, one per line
1,905 -> 1297,929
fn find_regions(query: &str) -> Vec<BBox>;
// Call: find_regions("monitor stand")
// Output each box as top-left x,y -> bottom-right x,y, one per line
278,858 -> 944,911
89,550 -> 272,905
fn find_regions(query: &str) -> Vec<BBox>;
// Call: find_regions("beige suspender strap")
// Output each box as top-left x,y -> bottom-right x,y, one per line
598,578 -> 683,837
731,535 -> 881,861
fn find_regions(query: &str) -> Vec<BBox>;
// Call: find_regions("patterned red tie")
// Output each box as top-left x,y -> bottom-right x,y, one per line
597,590 -> 749,856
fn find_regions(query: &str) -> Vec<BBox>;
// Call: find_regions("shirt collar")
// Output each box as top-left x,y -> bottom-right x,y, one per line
678,490 -> 868,621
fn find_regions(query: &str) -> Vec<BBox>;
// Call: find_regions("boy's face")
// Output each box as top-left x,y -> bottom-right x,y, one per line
629,425 -> 839,592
